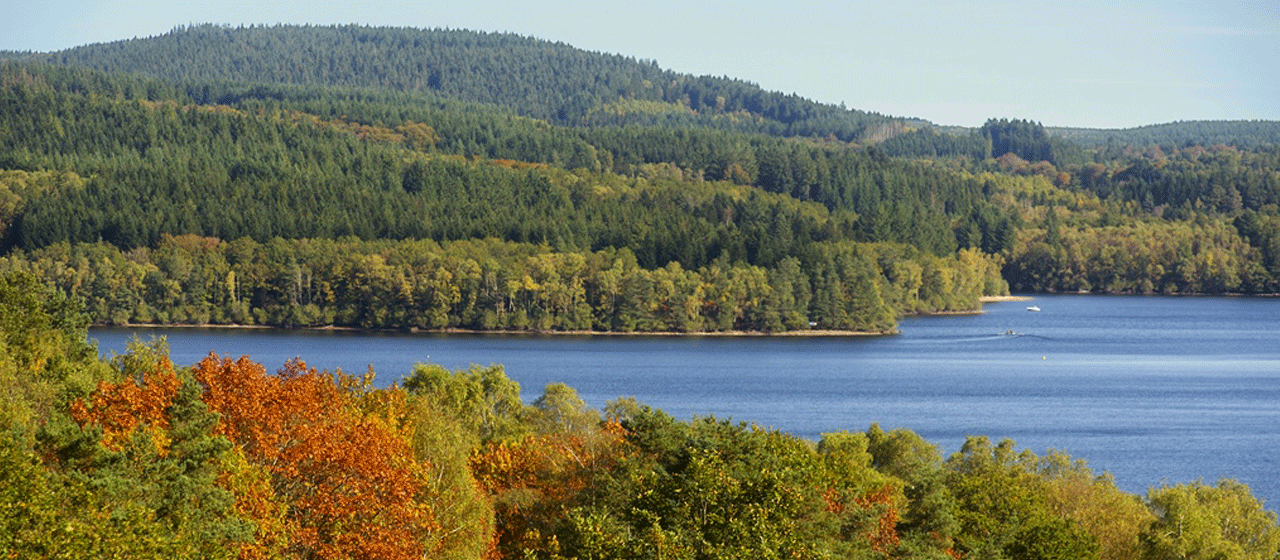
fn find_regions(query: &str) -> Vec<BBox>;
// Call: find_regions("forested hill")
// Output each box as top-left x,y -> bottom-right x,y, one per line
0,60 -> 1013,333
5,24 -> 900,142
6,26 -> 1280,333
1049,120 -> 1280,150
879,120 -> 1280,162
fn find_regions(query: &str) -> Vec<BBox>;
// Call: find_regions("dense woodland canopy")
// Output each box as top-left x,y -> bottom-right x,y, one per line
0,24 -> 1278,331
2,22 -> 1280,560
0,59 -> 1013,332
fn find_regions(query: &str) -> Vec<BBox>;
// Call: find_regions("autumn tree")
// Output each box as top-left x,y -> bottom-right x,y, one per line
817,430 -> 908,558
2,271 -> 238,559
545,408 -> 914,560
67,339 -> 250,559
399,363 -> 511,560
401,363 -> 530,443
194,354 -> 436,560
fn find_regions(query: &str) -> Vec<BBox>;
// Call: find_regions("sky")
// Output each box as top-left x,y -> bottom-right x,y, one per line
3,0 -> 1277,129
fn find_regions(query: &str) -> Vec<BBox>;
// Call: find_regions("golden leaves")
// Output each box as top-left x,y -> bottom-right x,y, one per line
193,353 -> 435,560
71,356 -> 179,454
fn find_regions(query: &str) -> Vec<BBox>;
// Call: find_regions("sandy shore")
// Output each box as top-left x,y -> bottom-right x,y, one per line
979,295 -> 1034,302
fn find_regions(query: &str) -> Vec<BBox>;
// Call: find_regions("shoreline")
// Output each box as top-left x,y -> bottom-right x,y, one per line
897,295 -> 1033,318
95,322 -> 893,337
90,295 -> 1042,337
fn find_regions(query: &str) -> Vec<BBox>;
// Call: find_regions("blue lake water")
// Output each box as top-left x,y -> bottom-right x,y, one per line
89,294 -> 1280,509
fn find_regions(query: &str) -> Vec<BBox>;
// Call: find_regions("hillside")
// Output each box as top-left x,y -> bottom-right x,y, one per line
878,120 -> 1280,162
0,60 -> 1011,332
11,23 -> 1278,153
1049,120 -> 1280,150
7,24 -> 1279,152
5,23 -> 900,143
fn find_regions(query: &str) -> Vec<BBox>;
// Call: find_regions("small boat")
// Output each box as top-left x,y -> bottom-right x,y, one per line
1026,306 -> 1041,312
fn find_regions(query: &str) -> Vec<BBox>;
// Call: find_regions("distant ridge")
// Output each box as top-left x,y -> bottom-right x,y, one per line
5,23 -> 899,142
4,24 -> 1278,148
898,120 -> 1280,148
1048,120 -> 1280,150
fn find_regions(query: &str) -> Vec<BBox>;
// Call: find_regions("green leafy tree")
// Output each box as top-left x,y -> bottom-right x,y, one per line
401,363 -> 530,443
1142,480 -> 1280,560
946,436 -> 1100,560
865,423 -> 960,557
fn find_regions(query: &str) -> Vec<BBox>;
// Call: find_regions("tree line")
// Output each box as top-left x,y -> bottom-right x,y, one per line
880,120 -> 1280,163
0,234 -> 1007,333
2,270 -> 1277,559
1004,217 -> 1264,293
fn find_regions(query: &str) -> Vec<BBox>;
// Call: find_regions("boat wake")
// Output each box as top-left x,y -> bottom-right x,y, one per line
899,331 -> 1053,344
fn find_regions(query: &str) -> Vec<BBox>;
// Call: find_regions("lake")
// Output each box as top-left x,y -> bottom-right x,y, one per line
90,294 -> 1280,509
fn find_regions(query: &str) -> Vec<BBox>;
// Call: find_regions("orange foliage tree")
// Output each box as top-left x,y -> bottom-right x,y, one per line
70,356 -> 181,454
192,353 -> 437,560
73,350 -> 441,559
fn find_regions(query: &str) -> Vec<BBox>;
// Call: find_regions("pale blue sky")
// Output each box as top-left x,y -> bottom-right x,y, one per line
3,0 -> 1277,129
